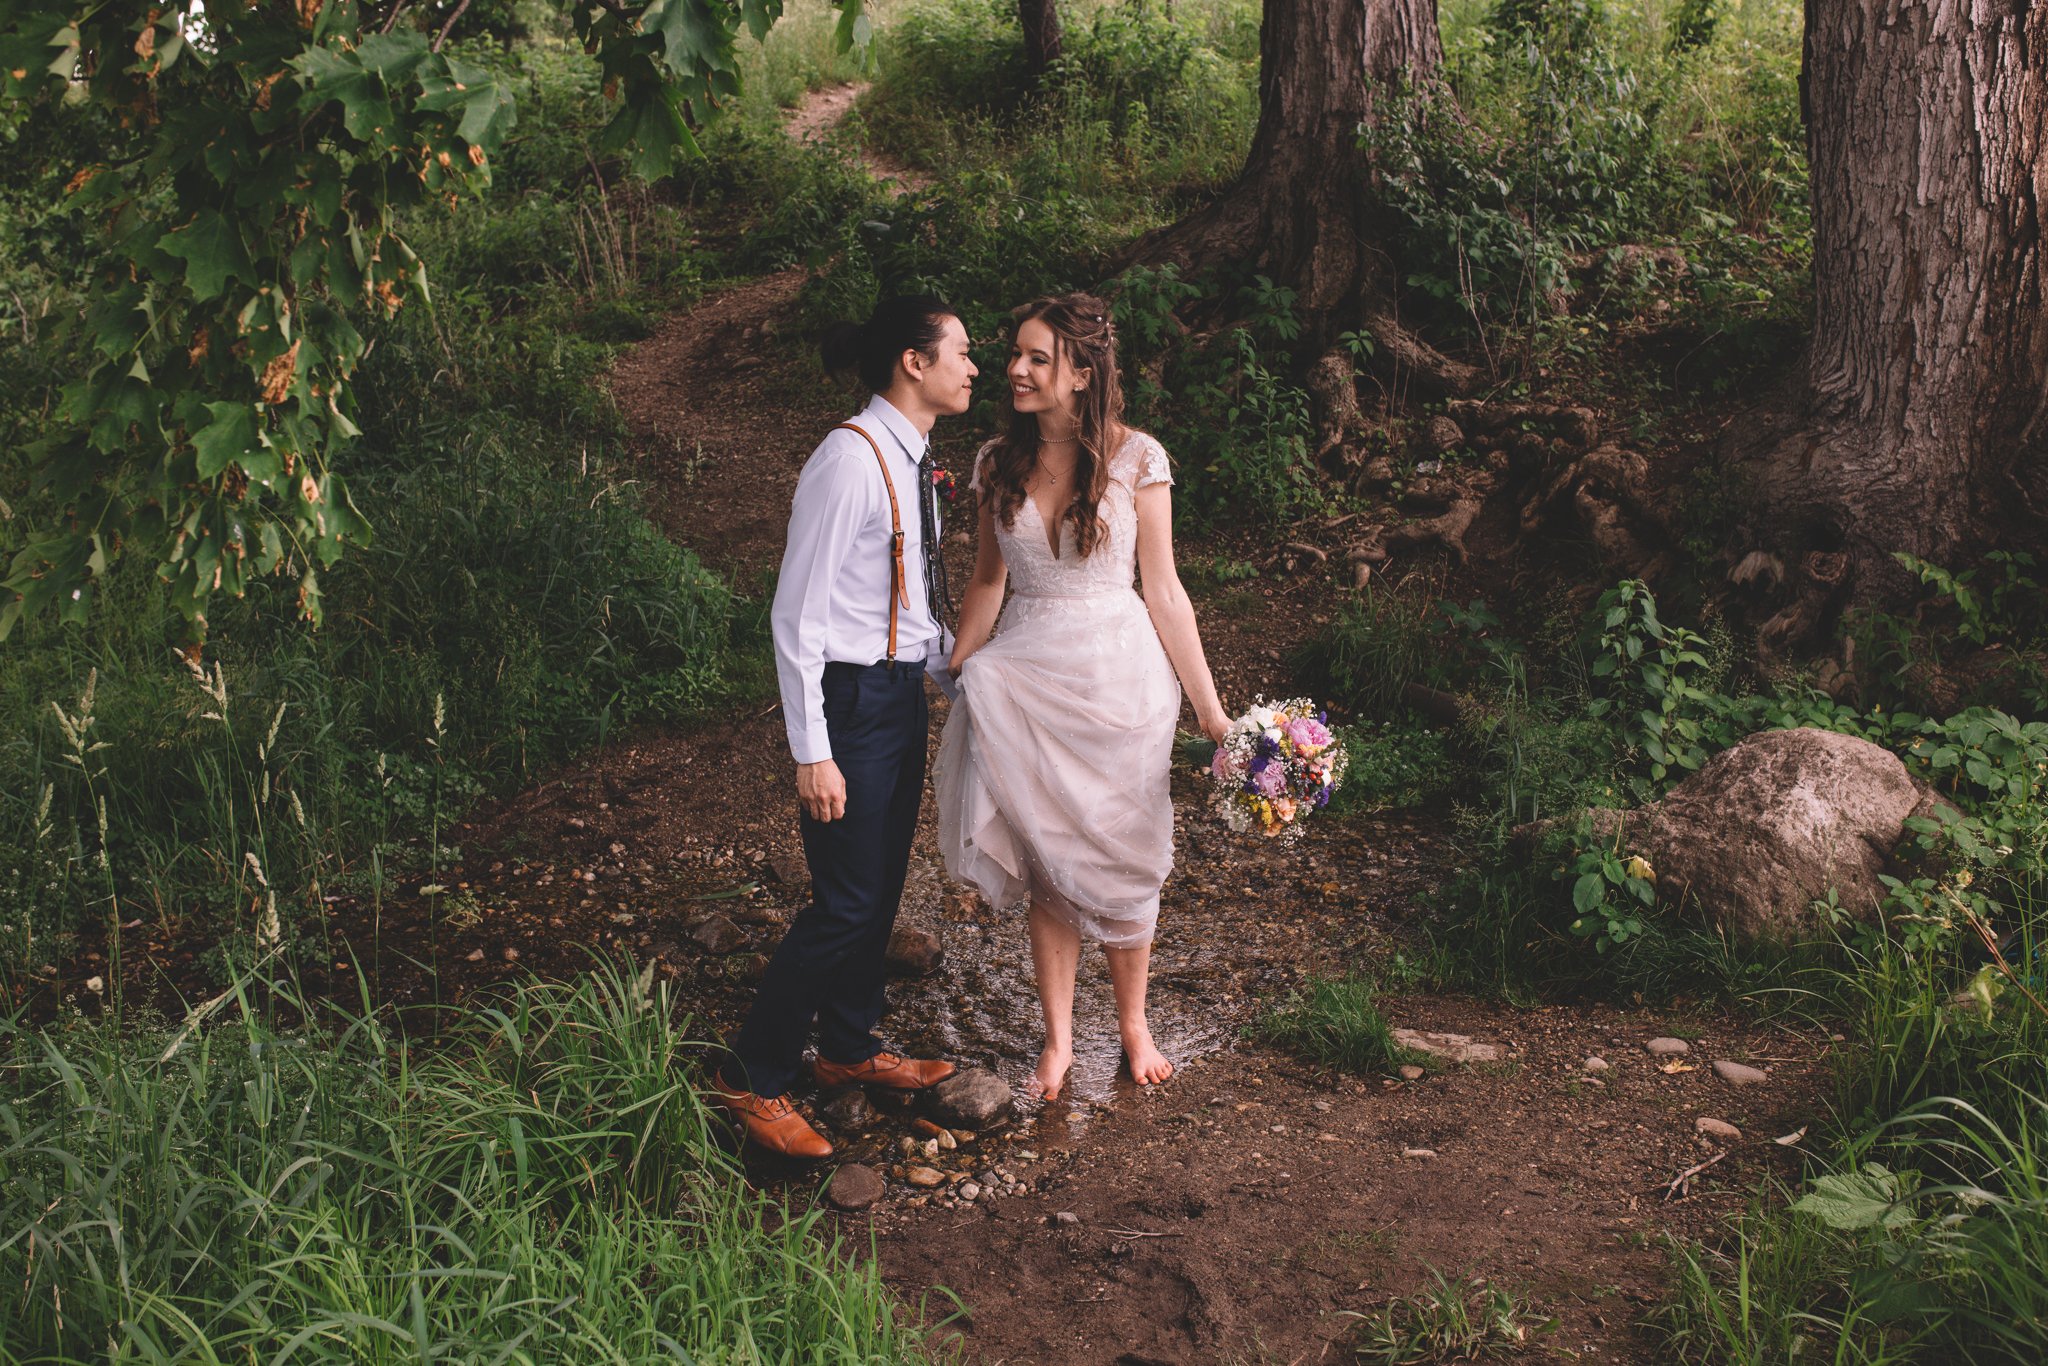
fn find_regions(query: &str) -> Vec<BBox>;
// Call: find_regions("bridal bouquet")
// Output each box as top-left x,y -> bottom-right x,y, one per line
1198,698 -> 1348,841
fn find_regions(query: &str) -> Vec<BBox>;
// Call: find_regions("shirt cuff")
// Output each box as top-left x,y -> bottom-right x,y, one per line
789,730 -> 833,766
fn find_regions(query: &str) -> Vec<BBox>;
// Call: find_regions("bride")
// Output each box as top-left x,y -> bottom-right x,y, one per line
936,293 -> 1229,1101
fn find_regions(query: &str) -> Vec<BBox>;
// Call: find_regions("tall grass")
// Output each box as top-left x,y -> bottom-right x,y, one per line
1,958 -> 936,1362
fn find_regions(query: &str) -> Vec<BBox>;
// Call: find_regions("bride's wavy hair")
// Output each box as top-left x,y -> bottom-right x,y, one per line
982,293 -> 1125,559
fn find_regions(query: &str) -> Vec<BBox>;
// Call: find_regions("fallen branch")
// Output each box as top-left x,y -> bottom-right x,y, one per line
1662,1150 -> 1727,1201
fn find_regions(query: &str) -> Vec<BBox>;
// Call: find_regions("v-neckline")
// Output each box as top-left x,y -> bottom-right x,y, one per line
1022,488 -> 1064,561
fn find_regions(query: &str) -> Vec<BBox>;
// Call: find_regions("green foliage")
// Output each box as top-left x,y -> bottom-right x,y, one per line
1330,720 -> 1458,814
1586,576 -> 1718,796
0,959 -> 938,1360
0,0 -> 860,641
1565,824 -> 1657,952
865,0 -> 1257,197
1893,550 -> 2043,649
1372,0 -> 1808,380
1252,974 -> 1426,1076
0,59 -> 766,984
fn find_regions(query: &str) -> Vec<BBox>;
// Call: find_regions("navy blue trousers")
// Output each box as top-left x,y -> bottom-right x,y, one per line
730,660 -> 928,1098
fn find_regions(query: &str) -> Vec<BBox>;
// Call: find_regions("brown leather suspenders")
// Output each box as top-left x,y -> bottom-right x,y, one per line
832,423 -> 909,666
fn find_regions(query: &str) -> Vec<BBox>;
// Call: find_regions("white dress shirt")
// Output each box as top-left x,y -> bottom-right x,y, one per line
773,396 -> 947,765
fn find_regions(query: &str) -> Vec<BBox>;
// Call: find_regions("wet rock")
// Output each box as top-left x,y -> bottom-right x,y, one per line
687,913 -> 747,955
1584,1056 -> 1610,1072
885,924 -> 943,977
1398,1064 -> 1426,1081
1713,1060 -> 1768,1086
905,1165 -> 947,1188
1391,1028 -> 1502,1065
1567,728 -> 1953,943
928,1069 -> 1012,1130
1646,1038 -> 1691,1057
827,1163 -> 884,1211
1696,1117 -> 1742,1141
821,1089 -> 875,1131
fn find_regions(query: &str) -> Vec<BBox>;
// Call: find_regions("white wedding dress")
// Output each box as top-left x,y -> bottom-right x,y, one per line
935,431 -> 1180,948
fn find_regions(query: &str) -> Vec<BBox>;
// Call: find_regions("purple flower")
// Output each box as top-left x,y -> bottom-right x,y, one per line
1253,764 -> 1288,797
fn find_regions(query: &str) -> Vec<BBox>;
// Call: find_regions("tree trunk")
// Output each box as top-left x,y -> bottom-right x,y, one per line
1019,0 -> 1063,83
1734,0 -> 2048,653
1120,0 -> 1464,383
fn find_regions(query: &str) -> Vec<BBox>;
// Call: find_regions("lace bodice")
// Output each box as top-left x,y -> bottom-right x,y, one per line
971,431 -> 1173,596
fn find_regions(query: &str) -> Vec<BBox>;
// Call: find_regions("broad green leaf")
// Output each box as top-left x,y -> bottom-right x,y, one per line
158,211 -> 253,301
191,402 -> 260,479
1792,1165 -> 1912,1231
1572,872 -> 1606,915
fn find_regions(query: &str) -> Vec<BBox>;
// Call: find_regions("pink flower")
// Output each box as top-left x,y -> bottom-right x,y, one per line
1284,717 -> 1332,756
1210,747 -> 1238,780
1252,764 -> 1288,797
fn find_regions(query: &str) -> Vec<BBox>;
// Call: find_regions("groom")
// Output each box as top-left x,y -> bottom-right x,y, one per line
712,296 -> 977,1158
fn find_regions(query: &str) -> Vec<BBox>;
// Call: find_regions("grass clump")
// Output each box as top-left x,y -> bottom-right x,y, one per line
0,958 -> 937,1362
1253,974 -> 1425,1076
1347,1267 -> 1555,1363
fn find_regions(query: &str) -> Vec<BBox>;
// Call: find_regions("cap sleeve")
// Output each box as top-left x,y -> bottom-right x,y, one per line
968,440 -> 1000,494
1132,433 -> 1173,489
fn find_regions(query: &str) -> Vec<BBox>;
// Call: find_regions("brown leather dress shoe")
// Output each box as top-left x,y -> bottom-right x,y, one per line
708,1073 -> 833,1159
812,1050 -> 957,1090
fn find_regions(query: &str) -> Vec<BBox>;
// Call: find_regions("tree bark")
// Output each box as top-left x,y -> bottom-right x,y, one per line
1019,0 -> 1063,83
1119,0 -> 1456,371
1734,0 -> 2048,653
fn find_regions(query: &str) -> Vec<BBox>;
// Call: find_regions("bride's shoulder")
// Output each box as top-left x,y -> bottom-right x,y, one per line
969,437 -> 1004,493
1112,427 -> 1173,489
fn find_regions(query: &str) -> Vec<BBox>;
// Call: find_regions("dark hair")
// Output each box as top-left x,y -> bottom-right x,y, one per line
819,295 -> 960,393
982,293 -> 1125,559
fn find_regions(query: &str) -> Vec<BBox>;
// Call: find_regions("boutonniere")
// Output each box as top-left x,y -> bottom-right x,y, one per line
931,467 -> 959,503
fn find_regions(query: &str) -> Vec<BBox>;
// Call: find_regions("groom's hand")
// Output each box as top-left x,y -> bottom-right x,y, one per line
797,759 -> 848,822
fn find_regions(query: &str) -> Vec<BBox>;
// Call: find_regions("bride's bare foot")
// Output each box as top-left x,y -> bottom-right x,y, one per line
1121,1026 -> 1174,1086
1024,1044 -> 1073,1101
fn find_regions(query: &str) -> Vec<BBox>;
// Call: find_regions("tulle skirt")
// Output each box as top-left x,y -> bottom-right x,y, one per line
935,588 -> 1180,947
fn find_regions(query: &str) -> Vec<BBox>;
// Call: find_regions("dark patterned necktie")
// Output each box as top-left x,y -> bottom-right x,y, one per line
916,445 -> 953,629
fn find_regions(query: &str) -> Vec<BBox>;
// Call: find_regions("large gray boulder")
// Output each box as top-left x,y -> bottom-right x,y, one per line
1589,727 -> 1949,943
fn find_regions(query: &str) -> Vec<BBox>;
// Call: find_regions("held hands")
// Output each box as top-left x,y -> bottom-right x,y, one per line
796,759 -> 848,822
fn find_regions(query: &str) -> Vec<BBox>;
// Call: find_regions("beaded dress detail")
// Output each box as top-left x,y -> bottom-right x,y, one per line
935,431 -> 1179,946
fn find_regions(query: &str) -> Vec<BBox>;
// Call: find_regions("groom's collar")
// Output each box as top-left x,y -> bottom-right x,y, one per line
860,395 -> 928,461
